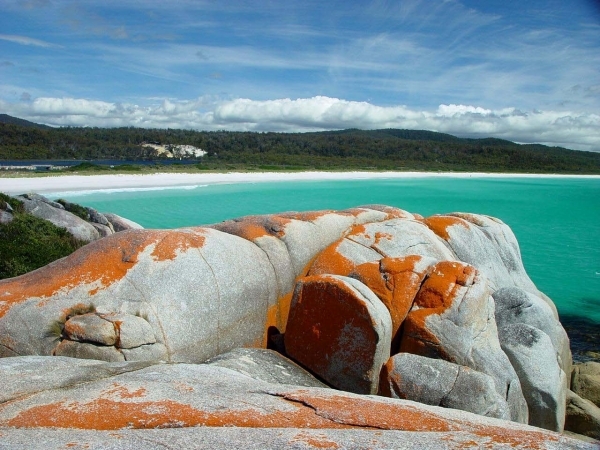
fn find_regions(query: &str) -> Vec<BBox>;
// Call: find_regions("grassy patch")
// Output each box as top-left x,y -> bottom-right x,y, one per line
0,198 -> 87,279
56,199 -> 90,220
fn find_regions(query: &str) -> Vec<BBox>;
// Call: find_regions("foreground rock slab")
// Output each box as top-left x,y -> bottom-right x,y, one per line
0,356 -> 593,450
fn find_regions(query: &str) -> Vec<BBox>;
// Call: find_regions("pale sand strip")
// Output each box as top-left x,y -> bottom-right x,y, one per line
1,171 -> 599,195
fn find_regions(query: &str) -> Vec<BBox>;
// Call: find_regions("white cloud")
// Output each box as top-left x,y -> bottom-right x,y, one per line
1,95 -> 599,152
0,34 -> 59,48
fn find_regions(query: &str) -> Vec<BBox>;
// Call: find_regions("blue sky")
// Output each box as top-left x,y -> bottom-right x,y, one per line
1,0 -> 599,151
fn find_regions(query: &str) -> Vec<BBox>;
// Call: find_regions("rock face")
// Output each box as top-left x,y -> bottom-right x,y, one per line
284,274 -> 392,394
572,362 -> 600,408
0,205 -> 576,436
0,355 -> 594,450
565,389 -> 600,440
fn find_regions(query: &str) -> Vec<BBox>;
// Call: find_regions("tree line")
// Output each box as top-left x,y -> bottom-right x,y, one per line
1,122 -> 599,173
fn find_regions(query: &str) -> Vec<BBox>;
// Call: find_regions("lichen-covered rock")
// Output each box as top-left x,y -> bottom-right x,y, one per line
499,323 -> 567,431
572,362 -> 600,408
350,256 -> 435,352
206,348 -> 329,388
63,313 -> 117,346
285,274 -> 392,394
400,260 -> 528,423
0,209 -> 13,224
423,213 -> 539,294
0,356 -> 593,450
53,340 -> 125,362
565,389 -> 600,440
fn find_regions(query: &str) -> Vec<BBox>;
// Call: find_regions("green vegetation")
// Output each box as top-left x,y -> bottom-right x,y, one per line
56,198 -> 90,220
0,193 -> 87,279
1,119 -> 599,173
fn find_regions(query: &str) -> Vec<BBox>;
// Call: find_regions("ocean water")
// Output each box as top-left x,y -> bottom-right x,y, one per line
54,176 -> 600,326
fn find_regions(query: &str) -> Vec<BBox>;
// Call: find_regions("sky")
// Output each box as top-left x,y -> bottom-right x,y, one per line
1,0 -> 599,151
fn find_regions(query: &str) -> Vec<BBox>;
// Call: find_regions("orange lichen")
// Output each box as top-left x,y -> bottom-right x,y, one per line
3,398 -> 354,430
422,216 -> 469,240
289,431 -> 341,449
279,210 -> 337,221
307,241 -> 355,277
0,230 -> 172,318
149,230 -> 206,261
373,232 -> 393,245
282,391 -> 454,432
212,215 -> 292,240
102,383 -> 148,399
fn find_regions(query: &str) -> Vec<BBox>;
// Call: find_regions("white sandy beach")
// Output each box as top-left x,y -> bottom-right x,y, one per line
1,171 -> 599,195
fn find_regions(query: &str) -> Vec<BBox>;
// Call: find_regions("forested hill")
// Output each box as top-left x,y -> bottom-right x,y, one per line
1,117 -> 599,173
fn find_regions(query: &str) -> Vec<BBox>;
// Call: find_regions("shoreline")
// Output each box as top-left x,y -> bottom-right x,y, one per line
1,171 -> 599,195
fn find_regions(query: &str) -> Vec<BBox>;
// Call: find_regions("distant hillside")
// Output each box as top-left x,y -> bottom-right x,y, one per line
0,117 -> 599,174
0,114 -> 51,129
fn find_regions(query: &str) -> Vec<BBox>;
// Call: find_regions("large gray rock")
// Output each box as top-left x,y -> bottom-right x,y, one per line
103,212 -> 143,231
206,348 -> 329,388
0,356 -> 592,449
285,274 -> 392,395
572,362 -> 600,408
380,353 -> 510,420
494,286 -> 571,378
565,389 -> 600,440
400,260 -> 529,424
0,227 -> 279,363
499,323 -> 567,431
17,195 -> 100,242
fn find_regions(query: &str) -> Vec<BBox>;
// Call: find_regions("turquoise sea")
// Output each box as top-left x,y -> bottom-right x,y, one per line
54,176 -> 600,330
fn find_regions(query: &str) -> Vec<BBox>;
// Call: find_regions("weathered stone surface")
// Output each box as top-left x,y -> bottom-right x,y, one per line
494,286 -> 571,378
0,227 -> 278,363
499,323 -> 567,431
285,274 -> 392,394
120,343 -> 168,361
380,353 -> 511,420
400,260 -> 528,423
0,356 -> 592,449
350,256 -> 435,351
53,340 -> 125,362
103,212 -> 143,231
91,222 -> 114,238
206,348 -> 329,388
63,313 -> 117,345
86,207 -> 111,227
565,389 -> 600,440
572,362 -> 600,408
423,213 -> 539,294
100,312 -> 157,349
17,195 -> 100,242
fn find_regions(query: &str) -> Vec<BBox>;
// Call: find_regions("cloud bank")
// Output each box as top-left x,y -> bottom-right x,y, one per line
2,96 -> 599,152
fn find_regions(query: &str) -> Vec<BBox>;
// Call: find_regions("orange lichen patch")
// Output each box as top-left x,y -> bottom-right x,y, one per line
173,382 -> 195,393
284,275 -> 382,394
102,383 -> 148,399
0,230 -> 169,318
3,398 -> 355,430
352,256 -> 431,352
399,261 -> 477,359
373,232 -> 393,245
422,215 -> 469,240
150,230 -> 206,261
469,426 -> 560,450
307,241 -> 356,277
281,391 -> 454,432
212,215 -> 294,240
278,210 -> 338,222
289,431 -> 341,449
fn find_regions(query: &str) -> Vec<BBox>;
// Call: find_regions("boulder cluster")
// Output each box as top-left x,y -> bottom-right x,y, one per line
0,192 -> 142,240
0,204 -> 598,448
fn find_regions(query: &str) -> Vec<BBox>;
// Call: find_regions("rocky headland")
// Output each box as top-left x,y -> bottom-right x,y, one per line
0,197 -> 598,448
